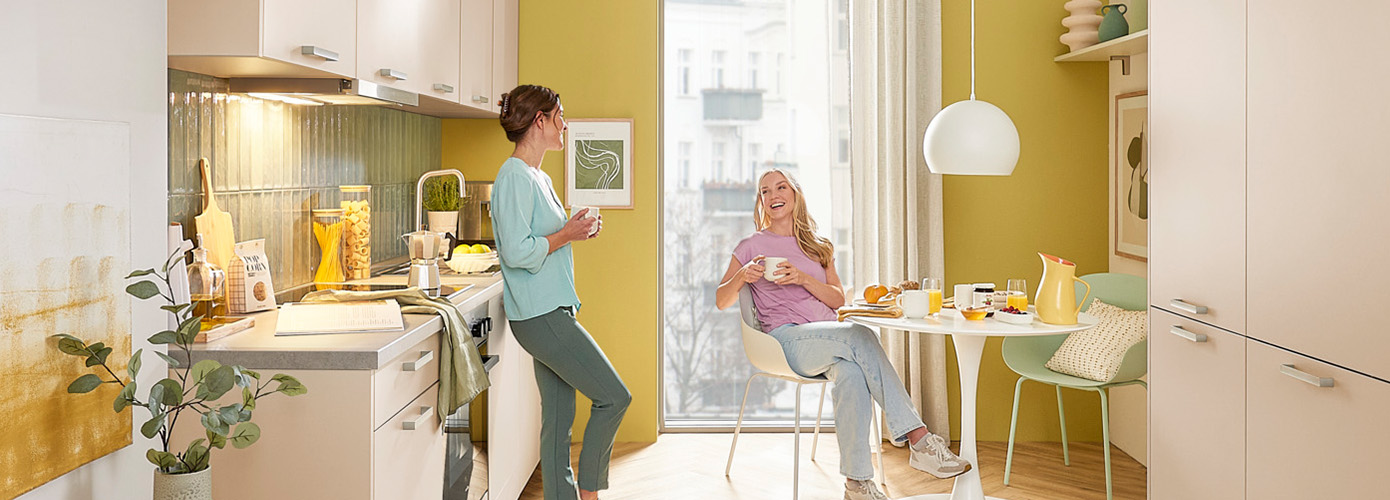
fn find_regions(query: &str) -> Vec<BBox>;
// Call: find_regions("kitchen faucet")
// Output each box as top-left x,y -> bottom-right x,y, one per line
415,169 -> 466,231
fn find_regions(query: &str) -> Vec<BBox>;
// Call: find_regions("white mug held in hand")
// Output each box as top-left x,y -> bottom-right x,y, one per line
901,290 -> 931,318
572,206 -> 600,236
762,257 -> 788,281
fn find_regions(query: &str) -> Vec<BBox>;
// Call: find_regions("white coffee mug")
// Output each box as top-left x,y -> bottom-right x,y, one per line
572,206 -> 600,236
953,284 -> 975,309
763,257 -> 788,281
901,290 -> 931,318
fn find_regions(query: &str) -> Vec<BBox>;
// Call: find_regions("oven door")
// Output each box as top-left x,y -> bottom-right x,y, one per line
444,354 -> 498,500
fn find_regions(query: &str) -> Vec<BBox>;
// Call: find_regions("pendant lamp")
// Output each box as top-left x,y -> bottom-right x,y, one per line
922,0 -> 1020,175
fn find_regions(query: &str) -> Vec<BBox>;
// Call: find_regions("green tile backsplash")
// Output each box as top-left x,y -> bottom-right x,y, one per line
167,70 -> 441,296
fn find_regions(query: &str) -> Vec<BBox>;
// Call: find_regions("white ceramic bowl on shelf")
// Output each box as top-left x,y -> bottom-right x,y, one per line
446,251 -> 498,274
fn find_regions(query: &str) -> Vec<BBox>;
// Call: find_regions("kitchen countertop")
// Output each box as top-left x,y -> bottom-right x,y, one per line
170,275 -> 503,371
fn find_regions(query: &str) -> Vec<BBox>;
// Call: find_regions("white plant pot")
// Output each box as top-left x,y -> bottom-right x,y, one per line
153,467 -> 212,500
427,210 -> 459,234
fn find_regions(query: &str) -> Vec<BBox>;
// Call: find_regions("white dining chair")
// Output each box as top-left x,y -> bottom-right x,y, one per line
726,287 -> 884,499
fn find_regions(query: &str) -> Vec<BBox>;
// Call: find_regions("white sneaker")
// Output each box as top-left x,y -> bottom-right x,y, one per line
844,479 -> 890,500
909,432 -> 972,479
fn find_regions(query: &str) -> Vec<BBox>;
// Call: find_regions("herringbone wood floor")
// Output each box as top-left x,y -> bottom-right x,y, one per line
517,433 -> 1146,500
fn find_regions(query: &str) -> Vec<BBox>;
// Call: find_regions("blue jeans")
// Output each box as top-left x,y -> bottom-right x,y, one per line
768,321 -> 927,480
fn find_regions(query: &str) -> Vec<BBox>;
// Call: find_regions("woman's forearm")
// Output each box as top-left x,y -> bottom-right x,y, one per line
545,231 -> 572,254
715,276 -> 745,310
802,278 -> 846,310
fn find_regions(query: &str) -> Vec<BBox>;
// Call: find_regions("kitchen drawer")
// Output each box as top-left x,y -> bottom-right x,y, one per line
1148,308 -> 1245,500
374,332 -> 441,429
374,383 -> 445,500
1246,340 -> 1390,499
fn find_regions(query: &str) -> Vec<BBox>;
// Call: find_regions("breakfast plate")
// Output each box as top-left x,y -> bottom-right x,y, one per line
852,299 -> 894,308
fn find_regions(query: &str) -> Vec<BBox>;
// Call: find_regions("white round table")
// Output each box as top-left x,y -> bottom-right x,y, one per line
849,308 -> 1098,500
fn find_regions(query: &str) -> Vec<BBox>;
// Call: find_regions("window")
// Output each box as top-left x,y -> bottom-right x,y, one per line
663,0 -> 852,429
837,137 -> 850,164
835,0 -> 850,51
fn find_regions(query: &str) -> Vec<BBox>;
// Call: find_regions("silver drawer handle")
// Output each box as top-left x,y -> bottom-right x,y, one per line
1170,299 -> 1208,315
433,83 -> 455,93
402,405 -> 433,430
379,68 -> 408,81
1168,326 -> 1207,343
300,45 -> 340,61
1280,364 -> 1334,388
472,95 -> 490,104
402,350 -> 434,371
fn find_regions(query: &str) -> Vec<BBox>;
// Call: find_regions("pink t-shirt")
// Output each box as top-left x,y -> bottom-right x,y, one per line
732,230 -> 837,331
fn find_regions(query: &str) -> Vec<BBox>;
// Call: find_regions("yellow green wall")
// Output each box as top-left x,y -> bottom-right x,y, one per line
445,0 -> 1111,445
940,0 -> 1110,442
441,1 -> 660,442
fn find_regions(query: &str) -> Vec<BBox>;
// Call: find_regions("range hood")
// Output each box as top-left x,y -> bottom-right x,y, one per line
229,78 -> 419,107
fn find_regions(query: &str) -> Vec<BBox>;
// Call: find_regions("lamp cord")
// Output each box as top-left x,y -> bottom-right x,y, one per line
970,0 -> 976,100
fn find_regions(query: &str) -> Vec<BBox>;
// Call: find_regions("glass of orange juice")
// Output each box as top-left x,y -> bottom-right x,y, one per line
923,278 -> 943,315
1007,279 -> 1028,310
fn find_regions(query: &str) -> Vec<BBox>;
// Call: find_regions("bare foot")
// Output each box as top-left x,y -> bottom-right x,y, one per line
579,488 -> 599,500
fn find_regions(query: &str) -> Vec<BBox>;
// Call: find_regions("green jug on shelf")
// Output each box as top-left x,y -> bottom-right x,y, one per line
1098,3 -> 1129,42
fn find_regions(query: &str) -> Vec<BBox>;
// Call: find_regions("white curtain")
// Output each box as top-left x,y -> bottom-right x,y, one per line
850,0 -> 950,439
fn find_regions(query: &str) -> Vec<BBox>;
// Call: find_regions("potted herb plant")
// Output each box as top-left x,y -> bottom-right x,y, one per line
422,175 -> 462,233
52,251 -> 307,500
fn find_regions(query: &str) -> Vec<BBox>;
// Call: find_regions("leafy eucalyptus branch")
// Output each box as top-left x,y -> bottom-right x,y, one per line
52,249 -> 307,474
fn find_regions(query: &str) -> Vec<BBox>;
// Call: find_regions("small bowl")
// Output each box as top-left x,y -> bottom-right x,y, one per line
960,307 -> 989,321
995,310 -> 1033,325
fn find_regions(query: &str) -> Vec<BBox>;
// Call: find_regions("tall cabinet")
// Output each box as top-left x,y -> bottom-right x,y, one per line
1151,0 -> 1390,498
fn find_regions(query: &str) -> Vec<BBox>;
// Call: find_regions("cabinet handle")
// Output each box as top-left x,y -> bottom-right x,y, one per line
402,405 -> 433,430
402,350 -> 434,371
433,83 -> 455,93
1169,299 -> 1208,315
300,45 -> 340,62
1280,364 -> 1335,388
1168,326 -> 1207,343
378,68 -> 408,81
472,95 -> 490,104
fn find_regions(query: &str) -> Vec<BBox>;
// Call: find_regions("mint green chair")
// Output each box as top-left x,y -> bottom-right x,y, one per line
1002,273 -> 1147,500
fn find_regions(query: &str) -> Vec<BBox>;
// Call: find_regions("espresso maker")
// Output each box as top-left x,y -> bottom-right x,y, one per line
400,228 -> 462,295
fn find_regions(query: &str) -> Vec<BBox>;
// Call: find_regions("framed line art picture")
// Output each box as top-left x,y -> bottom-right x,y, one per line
565,118 -> 634,209
1114,91 -> 1148,261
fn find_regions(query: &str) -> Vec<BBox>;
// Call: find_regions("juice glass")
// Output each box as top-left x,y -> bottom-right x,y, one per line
1007,278 -> 1029,310
922,278 -> 943,315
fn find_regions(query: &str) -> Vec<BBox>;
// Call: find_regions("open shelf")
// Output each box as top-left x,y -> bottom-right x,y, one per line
1055,29 -> 1149,62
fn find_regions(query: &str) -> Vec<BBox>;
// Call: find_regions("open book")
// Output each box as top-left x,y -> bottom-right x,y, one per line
274,299 -> 406,336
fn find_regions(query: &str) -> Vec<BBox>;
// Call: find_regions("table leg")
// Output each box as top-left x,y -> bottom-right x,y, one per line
898,335 -> 1000,500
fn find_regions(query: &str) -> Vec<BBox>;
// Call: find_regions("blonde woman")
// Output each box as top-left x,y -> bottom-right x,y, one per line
714,169 -> 969,500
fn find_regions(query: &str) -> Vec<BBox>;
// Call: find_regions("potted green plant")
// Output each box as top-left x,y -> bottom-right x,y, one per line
422,175 -> 462,233
51,251 -> 307,500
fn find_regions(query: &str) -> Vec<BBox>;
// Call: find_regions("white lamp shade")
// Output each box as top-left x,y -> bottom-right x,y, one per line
922,99 -> 1021,176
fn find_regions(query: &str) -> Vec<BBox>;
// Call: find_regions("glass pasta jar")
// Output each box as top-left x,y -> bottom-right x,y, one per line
312,209 -> 346,288
339,185 -> 372,279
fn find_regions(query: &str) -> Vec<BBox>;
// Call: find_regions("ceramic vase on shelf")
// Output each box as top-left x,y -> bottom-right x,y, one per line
153,468 -> 212,500
1059,0 -> 1103,51
1098,3 -> 1130,42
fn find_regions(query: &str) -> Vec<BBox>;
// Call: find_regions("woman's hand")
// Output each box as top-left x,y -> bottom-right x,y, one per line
561,208 -> 600,242
772,261 -> 807,286
740,255 -> 766,283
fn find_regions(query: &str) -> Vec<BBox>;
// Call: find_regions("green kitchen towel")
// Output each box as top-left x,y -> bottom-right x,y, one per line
301,287 -> 490,422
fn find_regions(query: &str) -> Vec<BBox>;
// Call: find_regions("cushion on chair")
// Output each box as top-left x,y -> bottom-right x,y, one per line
1044,299 -> 1147,382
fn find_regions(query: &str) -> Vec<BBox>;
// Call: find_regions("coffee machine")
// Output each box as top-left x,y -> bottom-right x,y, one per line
400,229 -> 462,295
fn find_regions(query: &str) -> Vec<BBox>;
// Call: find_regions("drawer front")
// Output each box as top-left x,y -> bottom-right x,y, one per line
374,332 -> 441,429
1246,340 -> 1390,499
374,383 -> 445,500
1149,308 -> 1245,500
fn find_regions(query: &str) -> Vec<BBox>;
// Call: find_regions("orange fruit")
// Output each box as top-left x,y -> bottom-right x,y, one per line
864,284 -> 889,304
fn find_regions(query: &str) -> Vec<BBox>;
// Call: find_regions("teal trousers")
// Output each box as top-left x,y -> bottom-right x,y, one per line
510,307 -> 631,500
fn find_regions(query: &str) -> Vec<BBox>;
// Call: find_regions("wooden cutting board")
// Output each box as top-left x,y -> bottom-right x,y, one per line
194,157 -> 235,270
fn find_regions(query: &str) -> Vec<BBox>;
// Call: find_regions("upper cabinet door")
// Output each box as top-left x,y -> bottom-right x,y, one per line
459,0 -> 494,110
491,0 -> 519,114
420,0 -> 462,103
357,0 -> 425,94
263,0 -> 358,78
1247,0 -> 1390,380
1148,0 -> 1246,332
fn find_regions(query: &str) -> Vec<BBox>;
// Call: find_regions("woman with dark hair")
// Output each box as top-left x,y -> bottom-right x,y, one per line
489,85 -> 630,500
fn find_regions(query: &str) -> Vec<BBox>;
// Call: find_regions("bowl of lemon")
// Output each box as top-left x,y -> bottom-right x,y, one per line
446,243 -> 498,274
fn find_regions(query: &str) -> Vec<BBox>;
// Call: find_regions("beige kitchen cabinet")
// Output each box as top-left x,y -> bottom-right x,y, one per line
1148,308 -> 1245,500
1148,0 -> 1245,333
490,0 -> 520,113
458,0 -> 495,111
1245,340 -> 1390,499
1246,0 -> 1390,381
358,0 -> 460,97
483,291 -> 543,500
168,0 -> 357,78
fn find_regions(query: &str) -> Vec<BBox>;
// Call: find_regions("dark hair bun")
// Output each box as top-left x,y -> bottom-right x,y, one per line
498,85 -> 560,143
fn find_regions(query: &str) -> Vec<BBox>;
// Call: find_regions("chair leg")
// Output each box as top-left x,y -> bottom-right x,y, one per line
811,382 -> 826,461
1056,385 -> 1071,466
1099,388 -> 1113,500
726,373 -> 761,476
873,402 -> 885,486
1004,377 -> 1026,485
793,382 -> 803,500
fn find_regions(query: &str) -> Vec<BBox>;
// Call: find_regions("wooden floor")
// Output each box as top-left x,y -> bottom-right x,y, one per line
517,433 -> 1146,500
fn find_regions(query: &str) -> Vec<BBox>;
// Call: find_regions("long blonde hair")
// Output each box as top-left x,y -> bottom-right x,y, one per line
754,169 -> 835,268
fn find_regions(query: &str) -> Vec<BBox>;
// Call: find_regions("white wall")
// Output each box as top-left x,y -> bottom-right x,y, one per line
1107,50 -> 1149,466
1,1 -> 168,498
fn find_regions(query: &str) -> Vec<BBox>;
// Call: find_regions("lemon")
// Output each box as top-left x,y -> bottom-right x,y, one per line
471,244 -> 491,254
453,244 -> 472,255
